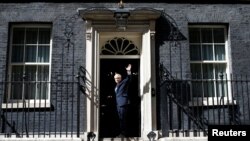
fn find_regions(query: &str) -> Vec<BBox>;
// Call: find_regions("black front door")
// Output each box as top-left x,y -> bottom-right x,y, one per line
99,59 -> 140,138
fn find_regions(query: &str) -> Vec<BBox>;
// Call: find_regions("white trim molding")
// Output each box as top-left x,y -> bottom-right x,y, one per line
79,7 -> 161,140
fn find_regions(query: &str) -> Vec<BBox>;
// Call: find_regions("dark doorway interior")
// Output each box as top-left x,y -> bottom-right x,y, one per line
99,59 -> 140,138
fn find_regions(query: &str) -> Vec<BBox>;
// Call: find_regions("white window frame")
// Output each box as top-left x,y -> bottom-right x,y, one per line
2,24 -> 52,109
189,25 -> 235,106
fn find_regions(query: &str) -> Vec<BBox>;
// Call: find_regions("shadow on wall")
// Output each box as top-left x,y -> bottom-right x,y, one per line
155,15 -> 187,46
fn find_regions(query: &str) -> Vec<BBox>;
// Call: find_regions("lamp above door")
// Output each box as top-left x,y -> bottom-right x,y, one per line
78,0 -> 162,30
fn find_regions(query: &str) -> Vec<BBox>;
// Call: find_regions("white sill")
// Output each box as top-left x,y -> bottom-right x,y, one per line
188,98 -> 237,107
1,101 -> 51,109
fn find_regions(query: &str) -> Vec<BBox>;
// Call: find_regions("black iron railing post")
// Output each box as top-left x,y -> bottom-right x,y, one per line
76,74 -> 80,138
87,132 -> 96,141
147,131 -> 156,141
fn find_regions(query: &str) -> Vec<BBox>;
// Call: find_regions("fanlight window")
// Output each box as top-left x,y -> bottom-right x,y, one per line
100,37 -> 139,55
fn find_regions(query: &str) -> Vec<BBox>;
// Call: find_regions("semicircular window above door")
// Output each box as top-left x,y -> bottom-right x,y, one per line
100,37 -> 140,55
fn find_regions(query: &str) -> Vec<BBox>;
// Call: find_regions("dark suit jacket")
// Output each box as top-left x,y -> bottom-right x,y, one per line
115,74 -> 131,106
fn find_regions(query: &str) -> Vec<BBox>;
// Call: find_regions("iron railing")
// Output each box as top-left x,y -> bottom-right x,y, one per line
1,65 -> 250,138
0,76 -> 86,138
160,73 -> 250,137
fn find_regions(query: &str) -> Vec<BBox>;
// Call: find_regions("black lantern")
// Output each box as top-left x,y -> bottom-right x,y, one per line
114,1 -> 130,30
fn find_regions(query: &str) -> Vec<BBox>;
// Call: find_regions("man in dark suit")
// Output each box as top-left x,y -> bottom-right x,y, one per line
114,64 -> 132,137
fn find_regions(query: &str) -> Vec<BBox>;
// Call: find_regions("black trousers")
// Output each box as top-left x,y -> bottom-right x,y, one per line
117,105 -> 128,136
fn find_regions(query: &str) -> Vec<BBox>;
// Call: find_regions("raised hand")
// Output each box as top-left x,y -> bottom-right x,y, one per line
126,64 -> 132,71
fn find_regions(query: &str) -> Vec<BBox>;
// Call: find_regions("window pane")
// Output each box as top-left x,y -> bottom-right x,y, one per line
25,66 -> 36,81
189,26 -> 228,99
25,45 -> 37,62
11,83 -> 23,100
215,45 -> 225,60
214,28 -> 225,43
191,64 -> 202,79
216,81 -> 228,97
189,28 -> 200,43
38,66 -> 49,81
202,45 -> 213,60
190,45 -> 201,60
24,66 -> 37,99
215,64 -> 226,79
191,82 -> 202,97
24,83 -> 36,99
11,45 -> 24,62
11,66 -> 24,100
202,64 -> 214,79
39,28 -> 51,44
38,45 -> 50,62
12,28 -> 25,44
37,83 -> 48,99
201,28 -> 212,43
9,25 -> 51,102
26,28 -> 38,44
37,66 -> 49,99
12,66 -> 23,81
203,81 -> 214,97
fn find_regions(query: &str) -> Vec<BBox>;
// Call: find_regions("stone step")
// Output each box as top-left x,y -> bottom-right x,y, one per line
100,137 -> 142,141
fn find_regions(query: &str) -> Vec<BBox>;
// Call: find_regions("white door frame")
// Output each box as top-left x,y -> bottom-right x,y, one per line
84,20 -> 158,140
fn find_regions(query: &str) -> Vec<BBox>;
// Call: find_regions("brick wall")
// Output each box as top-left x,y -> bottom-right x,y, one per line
0,2 -> 250,137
